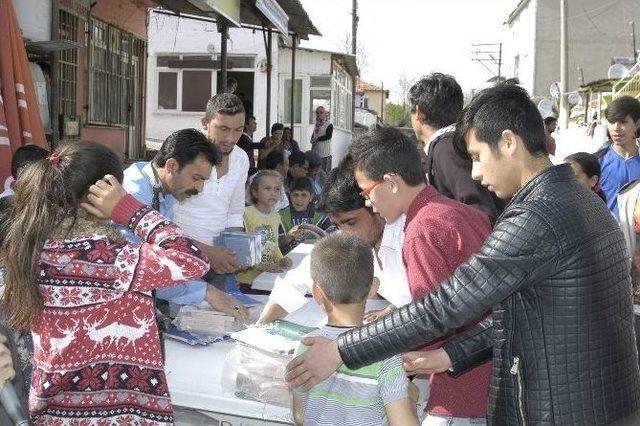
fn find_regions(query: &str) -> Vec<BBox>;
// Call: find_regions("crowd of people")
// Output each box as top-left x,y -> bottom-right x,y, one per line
0,71 -> 638,425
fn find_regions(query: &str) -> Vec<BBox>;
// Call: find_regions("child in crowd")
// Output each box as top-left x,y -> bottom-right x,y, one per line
0,144 -> 49,198
2,141 -> 210,425
264,150 -> 290,211
279,177 -> 331,254
565,152 -> 606,201
237,170 -> 292,285
292,233 -> 418,426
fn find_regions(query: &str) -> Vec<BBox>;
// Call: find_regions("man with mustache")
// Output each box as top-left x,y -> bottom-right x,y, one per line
122,128 -> 250,318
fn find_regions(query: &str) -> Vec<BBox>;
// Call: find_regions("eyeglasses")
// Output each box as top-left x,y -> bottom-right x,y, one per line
359,180 -> 383,201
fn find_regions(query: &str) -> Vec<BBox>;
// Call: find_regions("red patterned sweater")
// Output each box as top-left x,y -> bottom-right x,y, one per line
29,195 -> 209,425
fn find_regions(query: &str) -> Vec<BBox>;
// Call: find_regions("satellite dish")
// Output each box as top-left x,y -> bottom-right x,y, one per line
538,99 -> 554,118
568,92 -> 583,106
607,64 -> 629,79
549,82 -> 561,99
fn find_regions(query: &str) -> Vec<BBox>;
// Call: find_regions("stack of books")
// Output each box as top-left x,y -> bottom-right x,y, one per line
174,306 -> 237,335
214,231 -> 263,267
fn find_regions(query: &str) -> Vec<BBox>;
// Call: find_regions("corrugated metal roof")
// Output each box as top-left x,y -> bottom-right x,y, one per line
154,0 -> 320,39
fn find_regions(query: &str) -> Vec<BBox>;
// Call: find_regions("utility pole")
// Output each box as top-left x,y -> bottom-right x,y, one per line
471,43 -> 503,81
632,21 -> 638,63
380,81 -> 384,123
498,42 -> 502,80
559,0 -> 569,130
351,0 -> 358,132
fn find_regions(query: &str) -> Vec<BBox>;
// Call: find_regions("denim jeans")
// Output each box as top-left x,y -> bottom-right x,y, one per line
422,414 -> 487,426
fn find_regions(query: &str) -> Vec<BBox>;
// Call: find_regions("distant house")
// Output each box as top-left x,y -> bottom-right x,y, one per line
355,79 -> 389,121
504,0 -> 640,98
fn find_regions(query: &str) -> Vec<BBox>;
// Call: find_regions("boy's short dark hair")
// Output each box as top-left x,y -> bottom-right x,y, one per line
605,96 -> 640,123
265,150 -> 286,170
310,233 -> 373,305
153,128 -> 220,169
305,150 -> 322,168
455,83 -> 547,157
204,93 -> 245,121
11,145 -> 49,178
290,177 -> 314,194
271,122 -> 285,133
316,156 -> 365,213
409,73 -> 463,129
349,127 -> 424,186
544,116 -> 557,126
289,151 -> 307,168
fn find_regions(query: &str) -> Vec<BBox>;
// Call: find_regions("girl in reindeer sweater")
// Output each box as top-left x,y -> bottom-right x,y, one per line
2,142 -> 209,425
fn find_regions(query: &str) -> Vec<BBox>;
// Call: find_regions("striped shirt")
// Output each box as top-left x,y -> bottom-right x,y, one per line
294,325 -> 409,425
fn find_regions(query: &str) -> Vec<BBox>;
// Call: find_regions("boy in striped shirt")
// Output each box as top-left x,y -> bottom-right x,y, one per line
292,233 -> 418,425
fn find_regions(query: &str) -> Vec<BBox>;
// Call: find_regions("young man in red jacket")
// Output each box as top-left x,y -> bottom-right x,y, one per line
349,127 -> 492,425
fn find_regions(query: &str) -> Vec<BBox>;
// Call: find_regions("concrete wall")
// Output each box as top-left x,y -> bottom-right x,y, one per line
13,0 -> 52,42
507,0 -> 640,98
146,11 -> 279,144
504,0 -> 537,95
363,90 -> 385,118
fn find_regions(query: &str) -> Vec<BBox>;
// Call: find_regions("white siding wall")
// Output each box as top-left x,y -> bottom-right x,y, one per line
146,11 -> 279,144
278,48 -> 331,151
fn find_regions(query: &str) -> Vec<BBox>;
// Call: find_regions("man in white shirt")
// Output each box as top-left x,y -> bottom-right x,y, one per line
173,93 -> 248,274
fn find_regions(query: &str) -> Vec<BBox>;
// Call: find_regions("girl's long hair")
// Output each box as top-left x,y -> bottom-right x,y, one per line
2,141 -> 123,331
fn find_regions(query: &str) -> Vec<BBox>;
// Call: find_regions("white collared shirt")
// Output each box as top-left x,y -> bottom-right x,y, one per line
173,145 -> 249,245
424,124 -> 456,156
376,214 -> 412,307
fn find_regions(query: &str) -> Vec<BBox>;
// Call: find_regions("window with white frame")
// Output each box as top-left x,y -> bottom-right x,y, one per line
155,55 -> 215,113
331,64 -> 352,130
309,76 -> 331,124
154,55 -> 255,113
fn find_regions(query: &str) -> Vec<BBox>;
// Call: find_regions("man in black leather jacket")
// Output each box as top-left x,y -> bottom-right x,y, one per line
285,84 -> 640,425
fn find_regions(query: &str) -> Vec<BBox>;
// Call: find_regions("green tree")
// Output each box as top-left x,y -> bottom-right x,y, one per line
385,102 -> 411,126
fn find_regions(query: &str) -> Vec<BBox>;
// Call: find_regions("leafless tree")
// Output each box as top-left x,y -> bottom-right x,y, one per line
337,31 -> 369,74
396,72 -> 416,114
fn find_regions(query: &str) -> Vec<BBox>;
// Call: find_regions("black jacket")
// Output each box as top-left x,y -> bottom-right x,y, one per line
338,165 -> 640,425
427,131 -> 504,223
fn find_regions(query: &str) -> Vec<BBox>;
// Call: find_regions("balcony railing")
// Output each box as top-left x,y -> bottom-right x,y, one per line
612,61 -> 640,99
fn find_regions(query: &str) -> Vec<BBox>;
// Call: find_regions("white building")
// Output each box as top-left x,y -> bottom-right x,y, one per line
504,0 -> 640,98
146,12 -> 357,167
146,11 -> 279,146
278,46 -> 356,158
